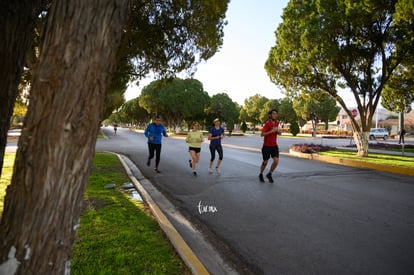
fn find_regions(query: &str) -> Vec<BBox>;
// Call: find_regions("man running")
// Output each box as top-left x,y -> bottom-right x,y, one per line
259,109 -> 281,183
144,115 -> 168,173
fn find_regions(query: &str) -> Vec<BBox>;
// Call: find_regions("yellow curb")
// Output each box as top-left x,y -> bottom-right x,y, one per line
115,154 -> 209,275
289,149 -> 414,177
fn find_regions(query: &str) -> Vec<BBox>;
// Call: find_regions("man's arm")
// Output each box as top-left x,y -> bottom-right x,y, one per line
261,122 -> 281,136
261,128 -> 277,136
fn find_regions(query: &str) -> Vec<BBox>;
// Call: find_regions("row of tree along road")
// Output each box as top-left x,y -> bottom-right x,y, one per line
108,77 -> 340,136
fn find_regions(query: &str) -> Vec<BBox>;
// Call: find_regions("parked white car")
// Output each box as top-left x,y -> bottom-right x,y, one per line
369,128 -> 389,140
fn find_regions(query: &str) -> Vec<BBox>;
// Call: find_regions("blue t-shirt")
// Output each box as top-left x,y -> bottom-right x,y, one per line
209,127 -> 224,145
144,123 -> 167,144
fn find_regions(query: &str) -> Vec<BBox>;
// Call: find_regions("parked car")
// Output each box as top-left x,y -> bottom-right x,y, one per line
369,128 -> 389,140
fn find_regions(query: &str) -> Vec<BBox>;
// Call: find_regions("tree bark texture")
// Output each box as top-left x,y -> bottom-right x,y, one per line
0,0 -> 45,177
353,131 -> 369,157
338,102 -> 370,157
0,0 -> 130,274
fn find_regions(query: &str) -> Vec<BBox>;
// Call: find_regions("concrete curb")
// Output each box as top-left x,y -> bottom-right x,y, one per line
115,153 -> 210,275
289,149 -> 414,177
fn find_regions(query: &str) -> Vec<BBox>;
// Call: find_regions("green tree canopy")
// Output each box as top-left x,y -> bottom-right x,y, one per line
243,94 -> 269,130
293,94 -> 320,136
278,97 -> 297,125
103,58 -> 136,118
313,93 -> 341,130
120,0 -> 229,82
239,108 -> 248,123
180,78 -> 211,127
395,0 -> 414,23
207,93 -> 240,134
139,78 -> 210,129
293,93 -> 340,133
381,64 -> 414,113
293,93 -> 341,134
265,0 -> 414,156
119,97 -> 150,125
107,0 -> 230,117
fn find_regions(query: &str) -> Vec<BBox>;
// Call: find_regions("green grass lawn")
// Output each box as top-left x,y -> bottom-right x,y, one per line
0,152 -> 189,274
320,150 -> 414,168
380,147 -> 414,154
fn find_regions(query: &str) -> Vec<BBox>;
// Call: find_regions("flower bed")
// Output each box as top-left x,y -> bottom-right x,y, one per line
291,143 -> 336,154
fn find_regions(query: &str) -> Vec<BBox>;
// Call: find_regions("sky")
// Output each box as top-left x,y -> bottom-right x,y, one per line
124,0 -> 290,105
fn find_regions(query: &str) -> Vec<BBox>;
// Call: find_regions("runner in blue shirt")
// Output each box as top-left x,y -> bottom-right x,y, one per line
208,118 -> 225,174
144,115 -> 168,173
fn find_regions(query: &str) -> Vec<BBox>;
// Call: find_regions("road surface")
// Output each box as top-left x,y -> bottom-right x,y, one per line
97,127 -> 414,274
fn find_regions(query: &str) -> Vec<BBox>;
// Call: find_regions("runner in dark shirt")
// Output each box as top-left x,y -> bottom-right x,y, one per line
208,118 -> 225,174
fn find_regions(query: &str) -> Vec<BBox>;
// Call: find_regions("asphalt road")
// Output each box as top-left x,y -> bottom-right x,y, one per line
97,127 -> 414,275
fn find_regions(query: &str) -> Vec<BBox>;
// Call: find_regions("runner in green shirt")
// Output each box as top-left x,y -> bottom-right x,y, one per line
186,121 -> 204,176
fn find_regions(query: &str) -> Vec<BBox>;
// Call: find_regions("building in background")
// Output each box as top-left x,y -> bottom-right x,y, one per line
336,108 -> 414,136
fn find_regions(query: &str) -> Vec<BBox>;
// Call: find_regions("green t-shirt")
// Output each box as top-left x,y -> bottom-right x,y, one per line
186,131 -> 204,148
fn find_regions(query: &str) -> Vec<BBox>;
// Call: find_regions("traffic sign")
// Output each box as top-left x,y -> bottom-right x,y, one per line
351,109 -> 358,117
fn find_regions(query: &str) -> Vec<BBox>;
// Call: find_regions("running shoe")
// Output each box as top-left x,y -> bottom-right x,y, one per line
266,173 -> 274,183
192,171 -> 197,177
259,173 -> 265,182
208,167 -> 213,174
154,168 -> 161,173
215,167 -> 220,175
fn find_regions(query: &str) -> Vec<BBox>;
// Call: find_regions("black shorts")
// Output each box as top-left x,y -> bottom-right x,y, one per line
189,147 -> 201,153
262,145 -> 279,160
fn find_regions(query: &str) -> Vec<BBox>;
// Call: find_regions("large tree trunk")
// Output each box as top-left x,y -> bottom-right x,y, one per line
353,131 -> 369,157
0,0 -> 130,274
0,0 -> 45,177
337,100 -> 371,157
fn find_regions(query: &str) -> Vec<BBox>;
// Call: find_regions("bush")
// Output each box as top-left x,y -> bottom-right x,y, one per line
290,121 -> 300,136
240,122 -> 247,133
